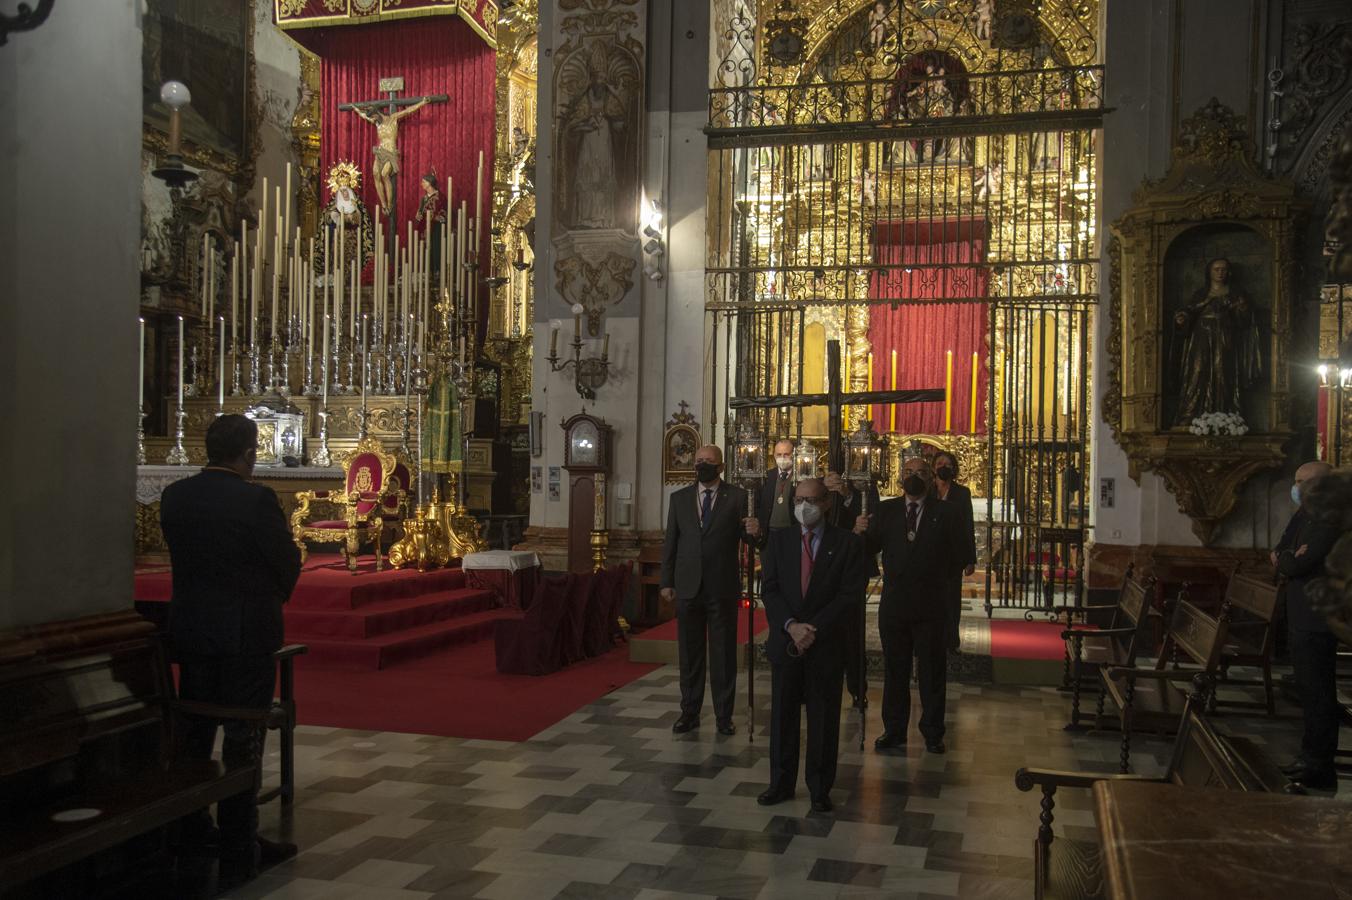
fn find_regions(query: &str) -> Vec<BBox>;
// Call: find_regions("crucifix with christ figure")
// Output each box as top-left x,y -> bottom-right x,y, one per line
339,76 -> 448,232
730,339 -> 943,472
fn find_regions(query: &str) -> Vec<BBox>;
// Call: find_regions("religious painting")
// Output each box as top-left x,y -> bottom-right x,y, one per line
1162,224 -> 1272,433
142,0 -> 251,168
663,424 -> 700,485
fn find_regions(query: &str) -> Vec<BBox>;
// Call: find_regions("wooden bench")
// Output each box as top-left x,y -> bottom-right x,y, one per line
0,622 -> 265,894
1060,569 -> 1158,731
1211,572 -> 1280,715
1015,675 -> 1267,900
1098,597 -> 1231,773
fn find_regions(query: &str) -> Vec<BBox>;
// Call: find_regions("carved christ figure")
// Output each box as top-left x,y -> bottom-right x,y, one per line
349,97 -> 433,212
1172,257 -> 1263,425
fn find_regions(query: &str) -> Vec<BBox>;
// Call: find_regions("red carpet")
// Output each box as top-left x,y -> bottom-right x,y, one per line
987,619 -> 1067,661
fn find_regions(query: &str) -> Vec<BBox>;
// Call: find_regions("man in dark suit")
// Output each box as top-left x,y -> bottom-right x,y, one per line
933,451 -> 977,652
1271,461 -> 1340,794
160,415 -> 302,882
855,456 -> 964,753
758,478 -> 867,812
661,444 -> 759,735
825,470 -> 880,708
757,439 -> 798,536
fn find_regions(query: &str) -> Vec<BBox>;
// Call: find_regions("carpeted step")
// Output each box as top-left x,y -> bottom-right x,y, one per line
299,608 -> 517,669
288,565 -> 468,611
284,588 -> 497,640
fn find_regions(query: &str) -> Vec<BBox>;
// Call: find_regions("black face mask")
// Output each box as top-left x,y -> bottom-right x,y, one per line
695,462 -> 720,484
903,474 -> 928,497
935,466 -> 955,482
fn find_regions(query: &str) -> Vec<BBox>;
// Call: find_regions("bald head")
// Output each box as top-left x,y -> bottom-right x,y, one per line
795,477 -> 826,501
1294,461 -> 1332,505
695,444 -> 723,465
694,444 -> 724,485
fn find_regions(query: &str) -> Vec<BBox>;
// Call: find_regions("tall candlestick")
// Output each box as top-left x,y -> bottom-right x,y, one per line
321,314 -> 330,405
138,317 -> 145,409
474,150 -> 484,239
350,261 -> 357,339
201,233 -> 210,316
944,349 -> 954,433
969,351 -> 979,433
283,162 -> 292,242
218,315 -> 226,409
177,315 -> 185,408
230,246 -> 239,348
889,349 -> 897,433
361,314 -> 369,405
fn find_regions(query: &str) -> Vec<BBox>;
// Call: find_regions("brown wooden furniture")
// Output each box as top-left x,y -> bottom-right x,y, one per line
1097,598 -> 1231,773
1093,780 -> 1352,899
636,544 -> 669,627
0,625 -> 263,894
1014,676 -> 1267,900
1060,567 -> 1157,730
1211,572 -> 1280,715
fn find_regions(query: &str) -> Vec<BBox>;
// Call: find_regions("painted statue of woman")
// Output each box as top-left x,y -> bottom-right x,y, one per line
567,43 -> 627,229
1172,257 -> 1263,426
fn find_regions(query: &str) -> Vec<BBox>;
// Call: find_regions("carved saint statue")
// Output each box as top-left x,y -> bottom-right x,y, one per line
565,44 -> 629,229
1172,257 -> 1263,426
317,162 -> 373,279
349,97 -> 434,214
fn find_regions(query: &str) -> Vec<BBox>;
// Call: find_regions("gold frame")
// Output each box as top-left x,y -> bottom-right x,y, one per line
290,435 -> 401,572
1105,100 -> 1307,543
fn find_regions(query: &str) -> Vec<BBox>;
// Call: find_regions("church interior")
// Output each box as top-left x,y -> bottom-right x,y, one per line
5,0 -> 1352,897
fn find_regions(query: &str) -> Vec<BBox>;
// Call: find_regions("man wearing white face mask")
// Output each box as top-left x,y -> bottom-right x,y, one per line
758,479 -> 867,812
757,439 -> 799,538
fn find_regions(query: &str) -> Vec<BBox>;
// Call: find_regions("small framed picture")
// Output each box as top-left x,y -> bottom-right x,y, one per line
548,481 -> 561,502
531,466 -> 543,494
663,424 -> 700,484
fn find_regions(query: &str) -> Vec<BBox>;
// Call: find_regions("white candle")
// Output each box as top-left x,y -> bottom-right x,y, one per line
176,315 -> 185,408
321,314 -> 329,406
350,261 -> 357,339
218,315 -> 226,408
283,162 -> 292,241
475,150 -> 484,238
361,314 -> 369,405
230,245 -> 239,348
201,233 -> 210,317
138,317 -> 145,409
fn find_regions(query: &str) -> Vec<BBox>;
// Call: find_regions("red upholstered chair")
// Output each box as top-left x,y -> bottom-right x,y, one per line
382,456 -> 413,543
558,572 -> 594,666
291,436 -> 398,572
494,574 -> 572,675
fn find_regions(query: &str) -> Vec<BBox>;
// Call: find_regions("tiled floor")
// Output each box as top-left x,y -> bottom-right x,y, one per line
196,657 -> 1347,900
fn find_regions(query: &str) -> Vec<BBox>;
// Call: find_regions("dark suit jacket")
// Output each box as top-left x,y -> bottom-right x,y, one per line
757,470 -> 797,536
161,469 -> 303,657
863,495 -> 963,622
760,524 -> 867,665
661,480 -> 751,601
827,478 -> 881,577
936,481 -> 977,570
1275,507 -> 1339,634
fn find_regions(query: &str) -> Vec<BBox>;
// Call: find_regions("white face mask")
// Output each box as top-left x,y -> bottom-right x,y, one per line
775,455 -> 793,472
794,499 -> 824,527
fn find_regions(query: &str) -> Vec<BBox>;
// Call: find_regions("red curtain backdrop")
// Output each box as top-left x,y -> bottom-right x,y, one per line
869,220 -> 989,435
306,18 -> 495,290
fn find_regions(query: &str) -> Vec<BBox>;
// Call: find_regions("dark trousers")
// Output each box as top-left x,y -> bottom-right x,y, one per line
769,648 -> 845,798
878,611 -> 947,741
844,596 -> 866,700
1289,626 -> 1340,774
179,655 -> 275,849
944,575 -> 963,652
677,589 -> 738,721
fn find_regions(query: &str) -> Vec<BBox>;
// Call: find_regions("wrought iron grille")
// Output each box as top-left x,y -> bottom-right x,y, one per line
706,0 -> 1102,613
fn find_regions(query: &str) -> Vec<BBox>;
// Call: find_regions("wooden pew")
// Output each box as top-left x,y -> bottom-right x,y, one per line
1098,597 -> 1231,773
0,621 -> 264,895
1060,568 -> 1157,730
1015,675 -> 1266,900
1212,572 -> 1280,715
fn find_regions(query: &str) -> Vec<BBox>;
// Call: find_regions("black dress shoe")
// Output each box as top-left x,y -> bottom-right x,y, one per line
874,732 -> 906,750
757,786 -> 795,806
1285,770 -> 1339,794
925,740 -> 947,754
1280,759 -> 1310,777
672,714 -> 700,734
810,794 -> 834,813
717,719 -> 736,736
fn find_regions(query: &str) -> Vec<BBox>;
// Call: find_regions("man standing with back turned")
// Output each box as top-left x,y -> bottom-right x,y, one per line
661,444 -> 760,736
160,414 -> 302,884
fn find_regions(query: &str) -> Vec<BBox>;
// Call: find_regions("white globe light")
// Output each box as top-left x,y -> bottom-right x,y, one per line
160,80 -> 192,109
570,303 -> 585,315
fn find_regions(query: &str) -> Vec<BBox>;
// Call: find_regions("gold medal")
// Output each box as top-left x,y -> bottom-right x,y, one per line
777,495 -> 784,504
907,531 -> 917,542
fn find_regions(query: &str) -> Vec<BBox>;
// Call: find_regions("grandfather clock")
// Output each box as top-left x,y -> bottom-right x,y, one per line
561,412 -> 612,573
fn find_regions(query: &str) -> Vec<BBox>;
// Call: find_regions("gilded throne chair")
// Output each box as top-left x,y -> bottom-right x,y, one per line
291,437 -> 400,572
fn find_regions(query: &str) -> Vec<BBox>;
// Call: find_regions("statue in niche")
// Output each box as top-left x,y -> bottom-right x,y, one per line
1172,257 -> 1263,426
317,162 -> 373,279
564,43 -> 630,230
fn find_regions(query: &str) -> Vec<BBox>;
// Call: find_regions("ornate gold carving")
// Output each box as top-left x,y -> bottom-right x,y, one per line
553,248 -> 636,335
1107,100 -> 1307,543
387,504 -> 452,571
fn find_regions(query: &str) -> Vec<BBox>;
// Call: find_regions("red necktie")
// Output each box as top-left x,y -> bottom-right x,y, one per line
801,531 -> 815,595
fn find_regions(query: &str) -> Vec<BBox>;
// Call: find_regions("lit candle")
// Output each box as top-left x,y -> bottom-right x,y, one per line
969,351 -> 979,433
218,315 -> 226,409
138,317 -> 145,409
176,315 -> 185,408
944,349 -> 954,433
889,349 -> 897,433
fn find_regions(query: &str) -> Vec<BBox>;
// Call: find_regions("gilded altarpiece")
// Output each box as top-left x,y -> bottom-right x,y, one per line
1107,100 -> 1306,544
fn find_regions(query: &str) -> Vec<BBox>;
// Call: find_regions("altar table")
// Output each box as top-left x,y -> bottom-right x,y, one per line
462,550 -> 541,610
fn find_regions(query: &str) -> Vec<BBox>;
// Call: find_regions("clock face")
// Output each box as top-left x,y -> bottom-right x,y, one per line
570,420 -> 600,466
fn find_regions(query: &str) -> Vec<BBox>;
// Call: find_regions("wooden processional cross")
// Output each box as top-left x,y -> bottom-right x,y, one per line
729,339 -> 944,472
337,76 -> 449,247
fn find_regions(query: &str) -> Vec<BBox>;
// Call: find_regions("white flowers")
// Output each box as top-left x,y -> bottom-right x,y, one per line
1188,412 -> 1249,436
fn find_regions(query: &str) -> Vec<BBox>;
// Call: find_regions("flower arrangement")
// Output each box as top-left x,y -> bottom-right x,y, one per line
1188,412 -> 1248,436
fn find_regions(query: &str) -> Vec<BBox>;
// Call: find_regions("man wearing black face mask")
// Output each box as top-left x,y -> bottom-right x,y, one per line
854,456 -> 963,753
933,451 -> 976,653
661,445 -> 760,735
